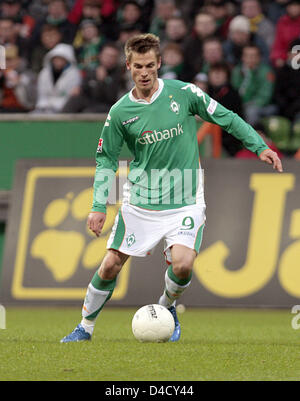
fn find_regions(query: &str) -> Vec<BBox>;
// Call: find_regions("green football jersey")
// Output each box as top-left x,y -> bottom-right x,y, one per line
92,79 -> 269,213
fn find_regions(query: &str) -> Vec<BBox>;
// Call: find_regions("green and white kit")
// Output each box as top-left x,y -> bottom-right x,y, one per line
92,78 -> 269,257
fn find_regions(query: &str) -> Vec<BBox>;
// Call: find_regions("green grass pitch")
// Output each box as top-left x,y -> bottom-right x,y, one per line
0,307 -> 300,381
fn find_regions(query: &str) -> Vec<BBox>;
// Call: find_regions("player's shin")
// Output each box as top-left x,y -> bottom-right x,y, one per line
158,264 -> 192,308
81,271 -> 116,335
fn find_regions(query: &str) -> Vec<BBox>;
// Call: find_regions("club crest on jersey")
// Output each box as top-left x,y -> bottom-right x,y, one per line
170,99 -> 180,115
97,138 -> 103,153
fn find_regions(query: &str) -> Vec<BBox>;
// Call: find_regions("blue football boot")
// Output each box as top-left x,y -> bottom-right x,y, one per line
168,305 -> 181,342
60,324 -> 91,343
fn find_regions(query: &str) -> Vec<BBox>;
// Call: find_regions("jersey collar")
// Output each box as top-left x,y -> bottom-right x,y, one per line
129,78 -> 164,104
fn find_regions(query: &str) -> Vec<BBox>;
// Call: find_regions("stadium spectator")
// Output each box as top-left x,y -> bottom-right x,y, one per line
117,1 -> 145,32
162,16 -> 187,47
241,0 -> 275,50
0,44 -> 36,112
62,42 -> 122,112
30,24 -> 62,73
149,0 -> 179,42
70,0 -> 102,26
0,16 -> 30,61
68,0 -> 119,24
159,42 -> 184,80
129,0 -> 155,31
201,36 -> 225,74
0,0 -> 36,39
274,38 -> 300,123
115,23 -> 142,92
231,44 -> 276,125
204,0 -> 233,40
74,19 -> 106,71
183,12 -> 217,81
30,0 -> 77,46
267,0 -> 290,24
270,0 -> 300,68
34,43 -> 81,113
69,0 -> 120,41
223,15 -> 270,66
208,62 -> 244,156
116,21 -> 142,64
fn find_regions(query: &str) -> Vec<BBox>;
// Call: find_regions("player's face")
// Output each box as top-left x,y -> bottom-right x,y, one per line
127,50 -> 161,95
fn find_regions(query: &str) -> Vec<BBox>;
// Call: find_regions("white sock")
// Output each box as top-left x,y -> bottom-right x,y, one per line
158,268 -> 192,308
80,317 -> 96,335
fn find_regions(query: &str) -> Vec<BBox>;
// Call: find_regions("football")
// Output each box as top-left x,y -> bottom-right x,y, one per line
132,304 -> 175,343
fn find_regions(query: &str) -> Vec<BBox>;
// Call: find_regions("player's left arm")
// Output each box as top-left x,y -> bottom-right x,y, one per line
182,83 -> 283,172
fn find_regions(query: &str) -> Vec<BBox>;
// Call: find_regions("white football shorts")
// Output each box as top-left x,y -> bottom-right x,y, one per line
106,203 -> 206,263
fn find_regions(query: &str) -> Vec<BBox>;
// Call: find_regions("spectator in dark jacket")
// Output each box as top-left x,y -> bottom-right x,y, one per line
274,38 -> 300,123
62,43 -> 123,112
183,12 -> 217,81
208,62 -> 244,156
30,0 -> 77,46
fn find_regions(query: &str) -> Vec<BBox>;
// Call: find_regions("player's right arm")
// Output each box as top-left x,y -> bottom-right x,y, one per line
88,108 -> 125,236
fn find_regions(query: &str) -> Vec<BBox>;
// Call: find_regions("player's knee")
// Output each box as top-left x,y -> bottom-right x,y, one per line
172,257 -> 193,279
99,250 -> 124,279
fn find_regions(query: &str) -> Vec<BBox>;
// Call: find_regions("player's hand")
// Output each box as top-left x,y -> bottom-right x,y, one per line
87,212 -> 106,237
259,149 -> 283,172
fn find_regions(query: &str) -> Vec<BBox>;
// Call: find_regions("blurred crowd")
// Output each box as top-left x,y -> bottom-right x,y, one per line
0,0 -> 300,156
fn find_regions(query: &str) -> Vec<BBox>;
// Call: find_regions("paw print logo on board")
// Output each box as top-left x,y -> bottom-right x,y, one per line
30,188 -> 120,282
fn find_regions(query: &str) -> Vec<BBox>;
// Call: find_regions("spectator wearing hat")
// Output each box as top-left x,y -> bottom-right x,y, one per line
34,43 -> 82,113
0,44 -> 36,112
231,44 -> 276,125
62,43 -> 123,113
223,15 -> 270,67
241,0 -> 275,50
74,19 -> 106,71
270,0 -> 300,68
183,12 -> 218,81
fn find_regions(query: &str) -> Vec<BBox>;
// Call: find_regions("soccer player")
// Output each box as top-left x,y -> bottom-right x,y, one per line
61,33 -> 283,343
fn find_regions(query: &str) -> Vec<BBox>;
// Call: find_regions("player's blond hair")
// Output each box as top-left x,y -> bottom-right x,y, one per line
125,33 -> 161,62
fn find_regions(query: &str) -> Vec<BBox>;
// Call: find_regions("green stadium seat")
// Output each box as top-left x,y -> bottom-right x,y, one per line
261,116 -> 291,151
289,121 -> 300,152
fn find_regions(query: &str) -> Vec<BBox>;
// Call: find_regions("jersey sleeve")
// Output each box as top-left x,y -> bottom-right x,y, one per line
92,108 -> 125,213
181,83 -> 269,156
